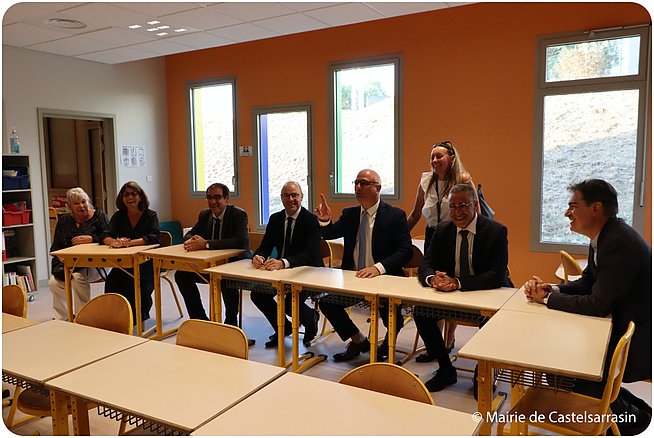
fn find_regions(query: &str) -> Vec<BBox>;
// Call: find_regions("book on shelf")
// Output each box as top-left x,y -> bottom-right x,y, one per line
2,270 -> 32,293
15,264 -> 35,291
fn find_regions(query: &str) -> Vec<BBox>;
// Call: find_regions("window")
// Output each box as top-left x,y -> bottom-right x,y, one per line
253,105 -> 313,227
188,78 -> 238,195
329,56 -> 401,198
531,26 -> 650,252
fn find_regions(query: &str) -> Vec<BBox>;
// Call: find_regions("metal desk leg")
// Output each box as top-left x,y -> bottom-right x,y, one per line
291,285 -> 327,373
210,274 -> 223,322
275,281 -> 286,367
477,360 -> 492,435
152,257 -> 163,338
133,256 -> 143,336
70,395 -> 90,435
64,264 -> 74,322
387,298 -> 400,364
368,295 -> 378,363
50,390 -> 69,435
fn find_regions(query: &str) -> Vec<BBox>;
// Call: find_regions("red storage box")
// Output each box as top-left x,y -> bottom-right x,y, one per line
21,209 -> 31,224
3,211 -> 22,226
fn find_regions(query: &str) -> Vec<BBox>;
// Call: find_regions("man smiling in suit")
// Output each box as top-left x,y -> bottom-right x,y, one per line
315,169 -> 412,362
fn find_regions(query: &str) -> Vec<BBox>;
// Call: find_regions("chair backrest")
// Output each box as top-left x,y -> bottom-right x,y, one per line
559,250 -> 583,284
74,293 -> 133,334
403,244 -> 423,277
319,239 -> 333,267
2,285 -> 27,317
249,231 -> 265,253
599,322 -> 636,417
176,319 -> 249,359
327,241 -> 344,269
160,220 -> 184,245
160,230 -> 173,247
339,362 -> 435,405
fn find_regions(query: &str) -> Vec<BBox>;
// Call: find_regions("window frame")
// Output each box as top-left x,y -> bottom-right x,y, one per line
327,54 -> 403,201
252,103 -> 315,230
530,25 -> 650,254
186,77 -> 239,199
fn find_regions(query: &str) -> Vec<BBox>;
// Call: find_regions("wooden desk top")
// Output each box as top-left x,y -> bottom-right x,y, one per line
2,320 -> 147,384
140,244 -> 243,262
287,266 -> 386,296
46,340 -> 286,433
501,286 -> 613,320
50,242 -> 159,258
204,258 -> 306,282
2,313 -> 40,333
192,372 -> 481,436
458,309 -> 612,381
378,276 -> 517,313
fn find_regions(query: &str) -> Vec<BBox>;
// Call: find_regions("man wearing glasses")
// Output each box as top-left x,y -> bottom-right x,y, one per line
315,169 -> 412,362
416,183 -> 510,392
251,181 -> 322,348
175,183 -> 251,326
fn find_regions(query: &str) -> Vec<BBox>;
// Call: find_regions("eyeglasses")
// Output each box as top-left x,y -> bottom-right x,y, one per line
281,193 -> 301,200
433,141 -> 455,154
123,191 -> 139,198
449,202 -> 472,211
353,179 -> 378,187
205,194 -> 223,201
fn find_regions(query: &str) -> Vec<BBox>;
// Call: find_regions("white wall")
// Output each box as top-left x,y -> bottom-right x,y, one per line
2,45 -> 171,285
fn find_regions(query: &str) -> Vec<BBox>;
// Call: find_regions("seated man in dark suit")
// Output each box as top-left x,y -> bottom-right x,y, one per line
174,183 -> 251,325
416,183 -> 511,392
251,181 -> 322,348
525,179 -> 651,435
315,169 -> 412,362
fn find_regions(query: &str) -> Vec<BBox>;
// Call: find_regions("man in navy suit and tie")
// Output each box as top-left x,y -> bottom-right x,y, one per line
315,169 -> 412,362
175,183 -> 251,325
251,181 -> 323,348
416,183 -> 510,392
525,179 -> 651,434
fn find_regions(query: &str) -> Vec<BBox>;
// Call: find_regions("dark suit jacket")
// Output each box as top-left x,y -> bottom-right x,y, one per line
418,215 -> 511,290
551,218 -> 651,382
184,204 -> 251,261
319,201 -> 412,276
255,207 -> 323,268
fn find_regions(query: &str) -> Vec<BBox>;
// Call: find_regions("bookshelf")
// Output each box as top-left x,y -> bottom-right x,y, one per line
2,154 -> 37,299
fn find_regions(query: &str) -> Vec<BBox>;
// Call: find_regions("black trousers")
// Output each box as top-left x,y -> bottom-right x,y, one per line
174,271 -> 239,325
414,313 -> 452,367
319,297 -> 404,342
250,288 -> 314,332
104,260 -> 154,321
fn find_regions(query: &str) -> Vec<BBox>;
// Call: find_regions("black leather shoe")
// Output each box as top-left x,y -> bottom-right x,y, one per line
415,352 -> 437,363
268,324 -> 292,340
333,339 -> 370,362
247,339 -> 256,347
376,336 -> 389,361
264,326 -> 291,348
303,310 -> 320,347
424,366 -> 457,392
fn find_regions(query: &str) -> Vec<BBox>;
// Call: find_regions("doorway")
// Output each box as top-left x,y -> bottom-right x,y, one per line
38,109 -> 117,250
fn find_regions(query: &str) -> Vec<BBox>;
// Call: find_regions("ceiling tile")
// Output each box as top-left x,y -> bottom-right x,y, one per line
280,3 -> 342,12
365,2 -> 450,17
130,38 -> 196,55
160,7 -> 242,31
58,3 -> 154,27
27,35 -> 116,57
255,13 -> 328,34
20,12 -> 110,36
2,22 -> 70,47
209,2 -> 295,22
83,27 -> 157,45
165,31 -> 234,50
304,3 -> 384,27
75,45 -> 159,64
207,23 -> 279,43
111,2 -> 201,17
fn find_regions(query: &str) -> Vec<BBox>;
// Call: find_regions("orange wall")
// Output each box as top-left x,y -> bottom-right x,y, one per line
166,2 -> 651,285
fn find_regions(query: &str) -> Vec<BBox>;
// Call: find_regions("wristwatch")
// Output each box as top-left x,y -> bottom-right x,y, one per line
205,242 -> 209,249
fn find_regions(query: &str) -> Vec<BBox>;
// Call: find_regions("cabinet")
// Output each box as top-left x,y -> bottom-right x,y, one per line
2,154 -> 37,298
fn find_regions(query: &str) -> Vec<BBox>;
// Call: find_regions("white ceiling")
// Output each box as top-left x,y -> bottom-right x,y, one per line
2,2 -> 468,64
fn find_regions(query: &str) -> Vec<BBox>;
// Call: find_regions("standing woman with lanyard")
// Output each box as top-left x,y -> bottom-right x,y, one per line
407,140 -> 476,357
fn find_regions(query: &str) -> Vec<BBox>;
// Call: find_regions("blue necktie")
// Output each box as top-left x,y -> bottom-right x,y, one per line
357,211 -> 368,270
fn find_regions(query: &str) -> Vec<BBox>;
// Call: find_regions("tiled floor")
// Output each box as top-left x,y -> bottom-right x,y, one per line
3,281 -> 651,435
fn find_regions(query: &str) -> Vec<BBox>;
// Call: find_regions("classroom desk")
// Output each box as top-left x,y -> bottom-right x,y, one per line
140,244 -> 243,339
50,243 -> 158,336
555,258 -> 588,282
287,267 -> 387,372
2,312 -> 40,333
379,276 -> 517,363
192,372 -> 481,435
457,309 -> 612,435
46,339 -> 286,435
204,259 -> 308,368
2,319 -> 147,435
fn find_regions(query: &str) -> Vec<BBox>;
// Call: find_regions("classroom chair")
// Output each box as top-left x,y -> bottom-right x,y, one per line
5,294 -> 133,432
158,230 -> 184,318
2,284 -> 27,317
560,249 -> 583,284
339,362 -> 435,405
497,321 -> 635,436
176,319 -> 249,360
159,220 -> 184,245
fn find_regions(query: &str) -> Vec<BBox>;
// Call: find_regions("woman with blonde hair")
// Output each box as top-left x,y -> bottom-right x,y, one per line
49,187 -> 109,320
407,140 -> 476,361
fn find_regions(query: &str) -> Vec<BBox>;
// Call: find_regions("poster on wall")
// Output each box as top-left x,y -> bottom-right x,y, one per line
121,145 -> 146,167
